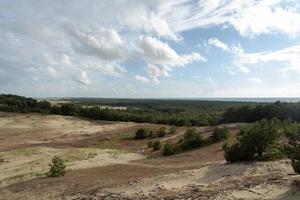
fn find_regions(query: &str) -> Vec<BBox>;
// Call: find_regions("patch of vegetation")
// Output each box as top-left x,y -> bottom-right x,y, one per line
152,141 -> 161,151
135,128 -> 149,139
284,122 -> 300,174
134,127 -> 169,140
163,143 -> 176,156
223,119 -> 283,162
180,128 -> 204,150
46,156 -> 66,177
162,128 -> 204,156
169,126 -> 177,134
211,127 -> 229,142
157,127 -> 167,137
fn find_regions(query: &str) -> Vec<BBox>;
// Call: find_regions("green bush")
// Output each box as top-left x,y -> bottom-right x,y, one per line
163,143 -> 175,156
152,141 -> 161,151
169,127 -> 177,134
292,160 -> 300,174
147,141 -> 154,148
180,129 -> 203,150
211,127 -> 229,142
135,128 -> 148,139
223,119 -> 281,162
148,130 -> 154,138
46,156 -> 66,177
286,143 -> 300,174
157,127 -> 167,137
223,142 -> 254,162
261,143 -> 285,161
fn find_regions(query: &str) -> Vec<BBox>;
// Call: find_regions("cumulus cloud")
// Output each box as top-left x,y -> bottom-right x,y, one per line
208,38 -> 230,51
71,28 -> 125,61
138,36 -> 205,83
139,36 -> 205,66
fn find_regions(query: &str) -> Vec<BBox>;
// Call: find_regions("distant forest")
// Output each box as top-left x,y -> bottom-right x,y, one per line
1,94 -> 300,126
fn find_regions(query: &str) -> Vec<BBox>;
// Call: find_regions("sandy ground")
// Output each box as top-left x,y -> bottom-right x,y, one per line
0,147 -> 143,187
0,112 -> 299,200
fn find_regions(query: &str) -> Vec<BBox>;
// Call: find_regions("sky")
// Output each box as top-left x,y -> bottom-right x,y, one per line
1,0 -> 300,98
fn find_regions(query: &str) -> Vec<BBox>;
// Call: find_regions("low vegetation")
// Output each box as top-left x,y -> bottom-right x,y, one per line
135,127 -> 170,140
284,122 -> 300,174
46,156 -> 66,177
211,127 -> 228,142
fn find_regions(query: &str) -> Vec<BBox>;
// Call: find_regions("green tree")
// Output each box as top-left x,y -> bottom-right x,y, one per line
46,156 -> 66,177
223,119 -> 281,162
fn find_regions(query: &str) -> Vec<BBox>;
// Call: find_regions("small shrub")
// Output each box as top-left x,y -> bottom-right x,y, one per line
180,129 -> 203,150
135,128 -> 148,139
148,130 -> 154,138
163,143 -> 175,156
211,127 -> 228,142
46,156 -> 66,177
152,141 -> 161,151
169,127 -> 177,134
147,141 -> 154,148
157,127 -> 167,137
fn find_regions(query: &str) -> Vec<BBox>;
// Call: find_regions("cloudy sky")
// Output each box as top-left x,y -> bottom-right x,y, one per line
1,0 -> 300,98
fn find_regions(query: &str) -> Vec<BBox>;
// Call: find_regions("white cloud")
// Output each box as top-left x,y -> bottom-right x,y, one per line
138,36 -> 205,83
208,38 -> 230,51
233,44 -> 300,74
159,0 -> 300,37
139,36 -> 205,67
248,77 -> 263,83
72,28 -> 125,61
72,70 -> 90,85
134,75 -> 150,83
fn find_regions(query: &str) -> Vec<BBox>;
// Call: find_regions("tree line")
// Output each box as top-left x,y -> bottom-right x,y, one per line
0,94 -> 219,126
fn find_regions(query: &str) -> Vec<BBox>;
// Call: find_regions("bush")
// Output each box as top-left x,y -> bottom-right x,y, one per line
286,143 -> 300,174
152,141 -> 161,151
211,127 -> 229,142
135,128 -> 148,139
292,160 -> 300,174
148,130 -> 154,138
223,142 -> 254,162
157,127 -> 167,137
169,127 -> 177,134
261,143 -> 285,161
46,156 -> 66,177
223,119 -> 281,162
163,143 -> 175,156
180,129 -> 203,150
147,141 -> 154,148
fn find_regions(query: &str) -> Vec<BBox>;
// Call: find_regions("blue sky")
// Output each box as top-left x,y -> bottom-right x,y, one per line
0,0 -> 300,98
